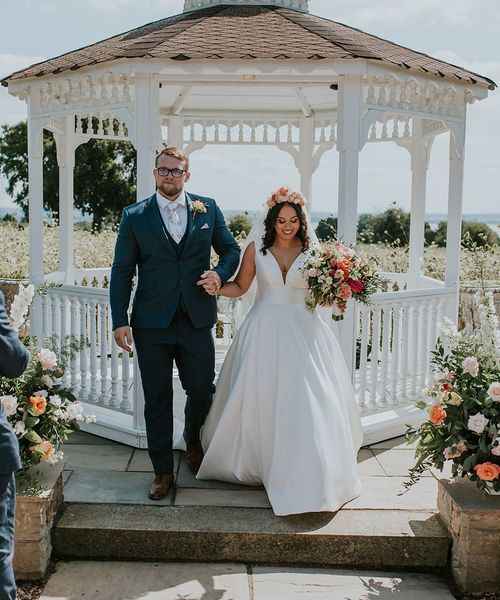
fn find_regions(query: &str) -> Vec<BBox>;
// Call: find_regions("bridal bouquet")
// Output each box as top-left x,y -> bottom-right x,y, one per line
405,250 -> 500,494
0,284 -> 94,473
300,242 -> 386,320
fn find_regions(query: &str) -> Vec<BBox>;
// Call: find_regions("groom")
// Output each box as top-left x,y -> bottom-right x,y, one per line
110,147 -> 240,500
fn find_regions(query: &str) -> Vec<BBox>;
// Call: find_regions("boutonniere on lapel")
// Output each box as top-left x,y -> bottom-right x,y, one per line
190,200 -> 208,216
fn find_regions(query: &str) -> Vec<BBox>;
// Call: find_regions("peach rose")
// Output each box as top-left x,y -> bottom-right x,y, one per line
37,348 -> 57,370
474,462 -> 500,481
29,395 -> 47,416
338,283 -> 353,300
428,404 -> 447,425
31,440 -> 54,460
462,356 -> 479,377
337,258 -> 352,276
443,440 -> 467,460
487,382 -> 500,402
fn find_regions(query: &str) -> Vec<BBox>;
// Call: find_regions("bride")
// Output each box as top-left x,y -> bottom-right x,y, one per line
196,188 -> 363,516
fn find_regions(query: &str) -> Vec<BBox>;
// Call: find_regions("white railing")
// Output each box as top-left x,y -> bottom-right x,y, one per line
355,287 -> 454,412
36,270 -> 453,445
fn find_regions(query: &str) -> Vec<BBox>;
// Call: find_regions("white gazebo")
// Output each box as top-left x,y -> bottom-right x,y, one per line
2,0 -> 495,445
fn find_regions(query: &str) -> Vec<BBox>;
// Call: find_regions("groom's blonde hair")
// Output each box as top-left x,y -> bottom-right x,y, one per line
155,147 -> 190,171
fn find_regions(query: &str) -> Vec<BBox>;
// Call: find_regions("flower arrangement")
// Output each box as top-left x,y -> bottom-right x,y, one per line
0,284 -> 94,474
406,243 -> 500,494
299,242 -> 386,320
266,186 -> 306,208
190,200 -> 208,215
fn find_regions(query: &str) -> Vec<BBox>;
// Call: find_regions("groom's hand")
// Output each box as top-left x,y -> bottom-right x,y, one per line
114,326 -> 133,353
197,270 -> 221,295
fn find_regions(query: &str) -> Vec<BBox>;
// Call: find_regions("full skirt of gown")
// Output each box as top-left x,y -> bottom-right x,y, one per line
197,249 -> 363,516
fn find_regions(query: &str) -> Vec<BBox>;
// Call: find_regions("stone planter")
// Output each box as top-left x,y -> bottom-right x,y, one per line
0,278 -> 29,312
437,478 -> 500,595
14,462 -> 64,580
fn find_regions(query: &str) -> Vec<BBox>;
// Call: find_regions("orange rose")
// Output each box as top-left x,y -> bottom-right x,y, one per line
338,283 -> 353,300
474,462 -> 500,481
29,395 -> 47,416
338,258 -> 352,276
31,440 -> 54,459
428,404 -> 447,425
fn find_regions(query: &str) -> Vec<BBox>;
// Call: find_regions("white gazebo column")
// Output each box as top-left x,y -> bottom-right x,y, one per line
444,122 -> 466,322
336,74 -> 363,376
132,72 -> 161,437
298,117 -> 314,208
407,119 -> 429,290
28,114 -> 45,341
57,117 -> 76,284
167,115 -> 184,149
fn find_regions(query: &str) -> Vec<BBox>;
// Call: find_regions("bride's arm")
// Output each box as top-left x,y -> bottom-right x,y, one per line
216,242 -> 256,298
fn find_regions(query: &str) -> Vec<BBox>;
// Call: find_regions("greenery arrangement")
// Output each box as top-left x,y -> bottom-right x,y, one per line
0,285 -> 94,474
406,243 -> 500,493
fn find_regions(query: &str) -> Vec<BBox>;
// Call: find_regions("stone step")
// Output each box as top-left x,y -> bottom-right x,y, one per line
53,503 -> 450,570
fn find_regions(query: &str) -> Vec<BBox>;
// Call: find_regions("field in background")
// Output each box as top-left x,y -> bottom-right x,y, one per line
1,222 -> 499,286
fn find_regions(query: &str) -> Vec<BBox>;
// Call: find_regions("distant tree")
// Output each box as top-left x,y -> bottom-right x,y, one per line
227,213 -> 253,239
357,213 -> 373,242
0,120 -> 136,231
315,215 -> 338,242
433,220 -> 499,247
1,213 -> 17,222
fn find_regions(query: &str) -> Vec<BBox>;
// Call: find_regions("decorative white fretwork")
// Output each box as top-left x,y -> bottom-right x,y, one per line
367,116 -> 412,143
364,75 -> 462,119
74,112 -> 129,140
36,73 -> 133,115
184,0 -> 309,12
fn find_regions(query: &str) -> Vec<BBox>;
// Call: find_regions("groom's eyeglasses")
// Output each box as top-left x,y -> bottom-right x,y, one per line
155,167 -> 186,178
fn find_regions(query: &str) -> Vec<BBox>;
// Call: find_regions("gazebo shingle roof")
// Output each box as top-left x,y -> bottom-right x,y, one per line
1,5 -> 496,89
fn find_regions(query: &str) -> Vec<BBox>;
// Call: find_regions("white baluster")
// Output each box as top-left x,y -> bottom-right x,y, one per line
389,79 -> 398,109
60,295 -> 70,386
408,301 -> 420,398
121,351 -> 131,413
391,119 -> 399,138
368,308 -> 381,409
381,121 -> 388,139
367,76 -> 376,104
417,300 -> 430,394
377,78 -> 387,106
111,74 -> 119,103
122,75 -> 131,102
99,299 -> 108,404
70,296 -> 79,390
389,303 -> 402,405
97,113 -> 104,136
41,294 -> 50,338
369,123 -> 377,140
110,317 -> 119,408
379,306 -> 392,405
398,304 -> 410,402
89,299 -> 98,403
403,119 -> 411,138
79,299 -> 89,401
357,307 -> 371,410
50,293 -> 59,339
75,115 -> 83,135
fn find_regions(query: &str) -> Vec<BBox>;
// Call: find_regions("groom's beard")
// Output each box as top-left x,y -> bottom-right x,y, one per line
157,179 -> 184,199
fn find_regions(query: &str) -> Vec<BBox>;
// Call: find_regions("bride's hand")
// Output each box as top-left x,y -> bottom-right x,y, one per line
197,270 -> 221,295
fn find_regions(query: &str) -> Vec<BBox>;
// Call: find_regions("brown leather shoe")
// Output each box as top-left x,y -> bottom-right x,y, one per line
185,442 -> 204,475
148,474 -> 173,500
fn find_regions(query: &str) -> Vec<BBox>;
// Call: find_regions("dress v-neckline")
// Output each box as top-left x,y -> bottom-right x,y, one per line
268,249 -> 303,285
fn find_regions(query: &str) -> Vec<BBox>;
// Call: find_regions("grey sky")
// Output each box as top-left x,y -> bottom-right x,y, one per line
0,0 -> 498,215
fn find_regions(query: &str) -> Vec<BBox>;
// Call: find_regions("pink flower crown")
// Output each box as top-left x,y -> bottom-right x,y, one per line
266,186 -> 307,209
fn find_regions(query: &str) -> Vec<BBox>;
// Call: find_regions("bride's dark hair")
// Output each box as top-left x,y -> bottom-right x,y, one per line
260,202 -> 310,255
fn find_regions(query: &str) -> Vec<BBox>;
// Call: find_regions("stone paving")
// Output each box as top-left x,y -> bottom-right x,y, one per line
61,431 -> 447,510
36,432 -> 459,599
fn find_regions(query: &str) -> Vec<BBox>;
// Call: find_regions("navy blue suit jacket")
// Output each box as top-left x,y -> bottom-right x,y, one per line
0,291 -> 27,473
110,193 -> 240,330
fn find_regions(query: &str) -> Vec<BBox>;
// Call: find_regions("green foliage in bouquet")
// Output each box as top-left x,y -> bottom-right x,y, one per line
406,243 -> 500,493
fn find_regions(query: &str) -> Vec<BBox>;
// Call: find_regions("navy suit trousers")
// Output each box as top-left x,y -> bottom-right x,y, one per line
133,312 -> 215,475
0,473 -> 16,600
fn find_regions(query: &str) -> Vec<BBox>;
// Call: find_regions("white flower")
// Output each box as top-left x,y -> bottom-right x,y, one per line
45,449 -> 64,465
487,382 -> 500,402
63,402 -> 84,422
492,441 -> 500,457
42,375 -> 53,389
49,394 -> 62,407
13,421 -> 26,436
33,390 -> 48,397
0,395 -> 18,417
9,283 -> 35,333
37,349 -> 57,370
462,356 -> 479,377
467,413 -> 489,435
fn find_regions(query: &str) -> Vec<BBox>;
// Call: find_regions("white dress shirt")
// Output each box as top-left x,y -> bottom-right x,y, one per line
156,190 -> 188,242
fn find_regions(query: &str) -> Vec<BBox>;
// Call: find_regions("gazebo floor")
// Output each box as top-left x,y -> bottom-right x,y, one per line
54,431 -> 450,570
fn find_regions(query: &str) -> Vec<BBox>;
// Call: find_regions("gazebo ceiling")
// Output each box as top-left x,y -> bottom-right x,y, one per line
1,4 -> 496,90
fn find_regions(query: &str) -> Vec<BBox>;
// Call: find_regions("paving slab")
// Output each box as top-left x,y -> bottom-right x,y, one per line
179,457 -> 264,490
346,475 -> 438,510
368,435 -> 415,450
40,561 -> 250,600
61,444 -> 133,471
372,448 -> 432,477
63,469 -> 173,505
356,448 -> 386,476
252,567 -> 455,599
175,487 -> 271,509
127,449 -> 181,473
64,430 -> 122,445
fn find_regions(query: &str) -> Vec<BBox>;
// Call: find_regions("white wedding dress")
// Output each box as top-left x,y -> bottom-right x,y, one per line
197,248 -> 363,516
